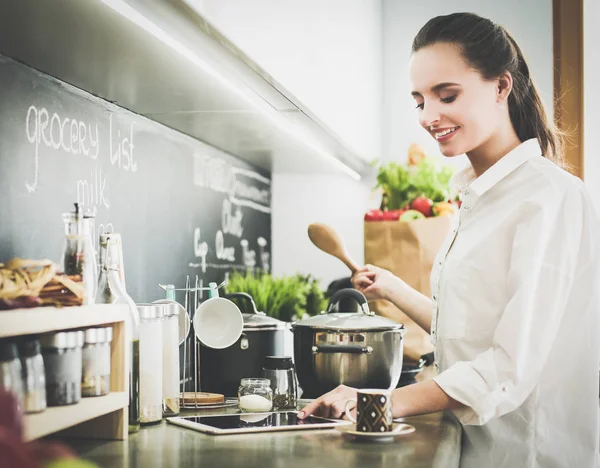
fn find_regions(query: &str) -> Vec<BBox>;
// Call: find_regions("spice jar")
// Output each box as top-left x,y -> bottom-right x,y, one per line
82,327 -> 113,397
162,303 -> 180,417
41,331 -> 84,406
262,356 -> 297,410
238,378 -> 273,413
17,337 -> 46,413
138,304 -> 163,424
0,340 -> 24,410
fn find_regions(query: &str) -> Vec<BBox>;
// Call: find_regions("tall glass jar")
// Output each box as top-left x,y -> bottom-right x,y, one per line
61,203 -> 97,304
137,304 -> 164,424
162,303 -> 180,417
96,233 -> 141,433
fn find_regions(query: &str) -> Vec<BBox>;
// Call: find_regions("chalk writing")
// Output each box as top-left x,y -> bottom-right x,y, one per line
76,163 -> 110,210
25,105 -> 99,192
240,239 -> 256,268
109,115 -> 137,172
221,199 -> 243,238
215,230 -> 236,262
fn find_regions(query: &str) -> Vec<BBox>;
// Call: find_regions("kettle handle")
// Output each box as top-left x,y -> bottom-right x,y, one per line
223,292 -> 263,316
326,288 -> 373,316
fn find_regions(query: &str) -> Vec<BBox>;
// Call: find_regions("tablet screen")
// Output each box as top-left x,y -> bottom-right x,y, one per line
168,411 -> 348,434
181,412 -> 335,429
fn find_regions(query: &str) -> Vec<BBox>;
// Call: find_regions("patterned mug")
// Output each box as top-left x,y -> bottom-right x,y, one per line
344,389 -> 393,433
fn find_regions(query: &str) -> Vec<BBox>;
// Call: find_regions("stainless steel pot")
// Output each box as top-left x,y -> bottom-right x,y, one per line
291,288 -> 406,398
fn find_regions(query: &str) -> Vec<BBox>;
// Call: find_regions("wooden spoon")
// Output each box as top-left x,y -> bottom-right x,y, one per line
307,223 -> 360,274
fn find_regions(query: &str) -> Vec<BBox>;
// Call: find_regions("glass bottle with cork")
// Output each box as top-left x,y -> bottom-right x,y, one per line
96,233 -> 141,433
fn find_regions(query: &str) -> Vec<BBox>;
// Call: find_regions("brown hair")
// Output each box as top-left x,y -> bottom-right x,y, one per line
412,13 -> 563,165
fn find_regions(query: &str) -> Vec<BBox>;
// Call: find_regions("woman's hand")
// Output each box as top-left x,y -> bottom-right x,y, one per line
351,264 -> 402,301
297,385 -> 358,420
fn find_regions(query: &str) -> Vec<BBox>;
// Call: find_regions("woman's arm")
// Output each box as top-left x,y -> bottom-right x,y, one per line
392,380 -> 465,418
352,265 -> 433,333
385,278 -> 434,334
298,380 -> 465,420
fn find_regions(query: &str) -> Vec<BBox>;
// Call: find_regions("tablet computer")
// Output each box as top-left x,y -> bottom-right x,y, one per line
167,411 -> 351,435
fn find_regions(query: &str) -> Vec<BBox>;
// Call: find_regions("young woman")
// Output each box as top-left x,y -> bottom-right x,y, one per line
299,13 -> 600,468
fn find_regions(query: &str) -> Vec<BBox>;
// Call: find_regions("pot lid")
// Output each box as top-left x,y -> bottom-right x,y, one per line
224,292 -> 286,329
291,288 -> 404,331
291,311 -> 403,331
243,311 -> 286,329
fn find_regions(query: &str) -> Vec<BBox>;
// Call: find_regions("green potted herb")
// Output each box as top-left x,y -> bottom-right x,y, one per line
223,271 -> 327,322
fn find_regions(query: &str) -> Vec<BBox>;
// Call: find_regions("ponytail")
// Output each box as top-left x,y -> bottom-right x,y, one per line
504,33 -> 563,165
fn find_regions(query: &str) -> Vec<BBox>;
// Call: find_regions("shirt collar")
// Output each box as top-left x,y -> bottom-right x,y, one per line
450,138 -> 542,197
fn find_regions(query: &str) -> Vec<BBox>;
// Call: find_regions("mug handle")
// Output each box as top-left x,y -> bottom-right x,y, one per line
344,399 -> 357,423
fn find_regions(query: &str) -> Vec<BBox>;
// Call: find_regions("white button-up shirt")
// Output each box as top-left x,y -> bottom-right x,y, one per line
430,139 -> 600,468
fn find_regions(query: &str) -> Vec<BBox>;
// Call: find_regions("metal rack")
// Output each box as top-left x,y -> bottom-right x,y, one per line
159,275 -> 227,409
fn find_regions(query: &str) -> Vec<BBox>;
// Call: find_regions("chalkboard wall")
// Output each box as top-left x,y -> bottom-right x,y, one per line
0,54 -> 272,303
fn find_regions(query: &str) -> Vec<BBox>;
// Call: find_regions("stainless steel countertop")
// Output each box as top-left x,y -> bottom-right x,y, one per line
62,402 -> 461,468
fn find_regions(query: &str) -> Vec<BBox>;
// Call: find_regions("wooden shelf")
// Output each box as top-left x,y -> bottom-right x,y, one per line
0,304 -> 128,338
0,304 -> 129,441
24,392 -> 128,441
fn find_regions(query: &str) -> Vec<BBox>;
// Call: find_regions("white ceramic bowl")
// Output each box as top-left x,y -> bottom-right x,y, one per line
193,297 -> 244,349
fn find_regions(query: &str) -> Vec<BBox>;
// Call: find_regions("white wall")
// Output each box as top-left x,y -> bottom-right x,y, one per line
583,0 -> 600,210
382,0 -> 554,165
194,0 -> 383,288
194,0 -> 383,162
271,174 -> 373,288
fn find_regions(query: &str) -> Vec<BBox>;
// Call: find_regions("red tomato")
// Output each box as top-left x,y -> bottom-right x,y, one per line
382,210 -> 401,221
364,209 -> 384,221
411,197 -> 434,217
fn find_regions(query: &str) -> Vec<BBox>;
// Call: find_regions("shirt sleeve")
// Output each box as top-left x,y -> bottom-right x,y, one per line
433,185 -> 585,426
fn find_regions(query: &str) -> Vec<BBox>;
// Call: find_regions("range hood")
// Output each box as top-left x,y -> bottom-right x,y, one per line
0,0 -> 372,180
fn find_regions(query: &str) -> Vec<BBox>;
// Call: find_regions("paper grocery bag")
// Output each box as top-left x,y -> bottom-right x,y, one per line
364,216 -> 452,363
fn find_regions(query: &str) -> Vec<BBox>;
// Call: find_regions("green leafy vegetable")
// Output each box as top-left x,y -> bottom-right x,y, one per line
374,156 -> 455,210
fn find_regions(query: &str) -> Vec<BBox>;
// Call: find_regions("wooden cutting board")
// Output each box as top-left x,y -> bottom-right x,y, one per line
180,392 -> 225,405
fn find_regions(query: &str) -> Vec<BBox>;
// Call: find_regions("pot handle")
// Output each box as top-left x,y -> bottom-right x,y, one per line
419,352 -> 434,367
325,288 -> 373,316
223,292 -> 263,316
312,344 -> 374,355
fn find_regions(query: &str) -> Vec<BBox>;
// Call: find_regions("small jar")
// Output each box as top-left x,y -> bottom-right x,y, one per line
138,304 -> 163,424
17,337 -> 46,413
0,340 -> 24,410
238,378 -> 273,413
262,356 -> 297,410
41,331 -> 84,406
162,303 -> 180,417
82,327 -> 113,397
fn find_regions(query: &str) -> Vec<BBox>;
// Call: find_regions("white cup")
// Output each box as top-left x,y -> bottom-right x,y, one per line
193,297 -> 244,349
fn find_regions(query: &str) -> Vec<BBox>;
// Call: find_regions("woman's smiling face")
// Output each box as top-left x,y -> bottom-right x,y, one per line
409,42 -> 503,157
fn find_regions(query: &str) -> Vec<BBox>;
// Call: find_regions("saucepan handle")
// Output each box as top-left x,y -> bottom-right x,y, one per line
325,288 -> 372,316
223,292 -> 261,315
312,344 -> 374,355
